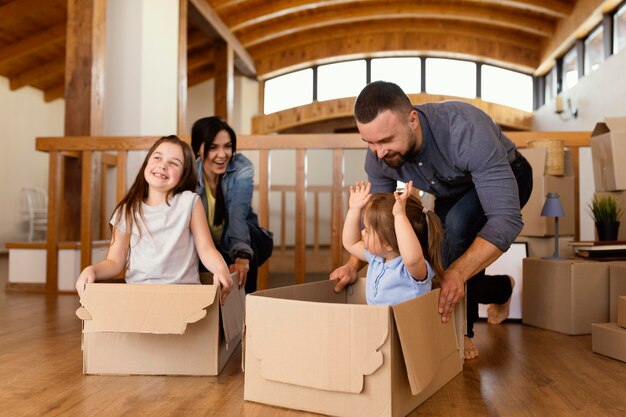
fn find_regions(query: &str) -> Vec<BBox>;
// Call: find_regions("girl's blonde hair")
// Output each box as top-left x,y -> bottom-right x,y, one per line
111,135 -> 197,236
364,192 -> 445,279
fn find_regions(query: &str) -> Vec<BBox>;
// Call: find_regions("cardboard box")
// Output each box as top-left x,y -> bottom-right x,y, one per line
610,263 -> 626,322
519,148 -> 575,237
76,273 -> 244,375
619,296 -> 626,328
592,191 -> 626,241
592,323 -> 626,362
522,257 -> 609,335
591,117 -> 626,191
244,280 -> 463,417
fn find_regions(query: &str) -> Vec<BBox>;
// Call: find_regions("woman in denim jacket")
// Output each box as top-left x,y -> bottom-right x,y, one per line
192,117 -> 273,293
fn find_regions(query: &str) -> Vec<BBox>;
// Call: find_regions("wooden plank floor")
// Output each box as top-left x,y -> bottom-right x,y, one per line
1,290 -> 625,417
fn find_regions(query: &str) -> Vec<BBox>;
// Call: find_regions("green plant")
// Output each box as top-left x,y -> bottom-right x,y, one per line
587,195 -> 623,223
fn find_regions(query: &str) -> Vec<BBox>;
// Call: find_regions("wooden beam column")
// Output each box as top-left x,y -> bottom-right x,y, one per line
177,0 -> 188,135
56,0 -> 107,290
214,40 -> 234,124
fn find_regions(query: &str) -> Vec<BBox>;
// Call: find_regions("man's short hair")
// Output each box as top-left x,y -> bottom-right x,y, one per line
354,81 -> 413,123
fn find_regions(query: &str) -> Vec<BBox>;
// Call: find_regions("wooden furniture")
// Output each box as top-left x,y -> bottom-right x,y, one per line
35,131 -> 591,292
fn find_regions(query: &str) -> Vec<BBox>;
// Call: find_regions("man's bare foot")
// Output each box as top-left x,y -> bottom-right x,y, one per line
487,276 -> 515,324
464,336 -> 479,360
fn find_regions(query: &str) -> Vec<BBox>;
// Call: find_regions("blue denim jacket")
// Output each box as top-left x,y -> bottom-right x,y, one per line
196,153 -> 259,260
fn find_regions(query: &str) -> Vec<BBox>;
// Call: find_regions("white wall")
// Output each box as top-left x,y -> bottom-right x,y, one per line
0,77 -> 64,249
533,49 -> 626,240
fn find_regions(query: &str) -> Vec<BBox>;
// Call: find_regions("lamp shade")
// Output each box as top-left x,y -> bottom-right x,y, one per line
540,192 -> 565,217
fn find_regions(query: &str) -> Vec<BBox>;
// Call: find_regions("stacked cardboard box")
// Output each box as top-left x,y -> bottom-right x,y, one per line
590,117 -> 626,192
592,296 -> 626,362
244,280 -> 463,417
522,257 -> 609,335
76,273 -> 244,375
592,264 -> 626,362
590,117 -> 626,240
518,147 -> 575,237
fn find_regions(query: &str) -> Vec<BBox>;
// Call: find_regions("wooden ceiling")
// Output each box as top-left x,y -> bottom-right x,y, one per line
0,0 -> 616,102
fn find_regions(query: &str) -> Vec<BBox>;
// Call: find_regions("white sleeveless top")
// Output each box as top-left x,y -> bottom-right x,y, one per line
112,190 -> 200,284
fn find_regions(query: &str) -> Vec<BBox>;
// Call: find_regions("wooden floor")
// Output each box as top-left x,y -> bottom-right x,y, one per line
1,288 -> 625,417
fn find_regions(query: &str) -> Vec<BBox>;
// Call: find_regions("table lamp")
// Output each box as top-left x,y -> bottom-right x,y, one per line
540,192 -> 565,259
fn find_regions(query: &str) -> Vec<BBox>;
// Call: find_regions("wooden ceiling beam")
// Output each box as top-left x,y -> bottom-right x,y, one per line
9,57 -> 65,90
188,49 -> 216,70
225,0 -> 571,31
188,65 -> 216,87
43,84 -> 64,102
238,4 -> 554,48
0,23 -> 65,66
0,0 -> 63,27
251,21 -> 540,78
188,0 -> 256,77
536,0 -> 619,75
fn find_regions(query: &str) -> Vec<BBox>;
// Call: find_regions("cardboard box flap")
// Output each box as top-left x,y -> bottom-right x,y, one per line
392,289 -> 459,396
220,275 -> 245,344
604,117 -> 626,133
78,283 -> 217,334
247,296 -> 388,394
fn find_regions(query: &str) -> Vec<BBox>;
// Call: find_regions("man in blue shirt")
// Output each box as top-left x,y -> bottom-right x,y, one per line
331,81 -> 533,359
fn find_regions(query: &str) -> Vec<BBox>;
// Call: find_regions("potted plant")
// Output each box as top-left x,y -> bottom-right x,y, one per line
587,195 -> 623,241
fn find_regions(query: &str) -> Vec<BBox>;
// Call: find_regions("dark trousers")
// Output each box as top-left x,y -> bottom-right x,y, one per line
435,152 -> 533,337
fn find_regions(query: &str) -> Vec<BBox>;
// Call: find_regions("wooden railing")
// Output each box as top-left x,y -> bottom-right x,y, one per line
36,132 -> 591,292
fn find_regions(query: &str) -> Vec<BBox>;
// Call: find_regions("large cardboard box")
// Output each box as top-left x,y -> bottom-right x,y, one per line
522,258 -> 609,335
619,296 -> 626,328
591,117 -> 626,191
592,191 -> 626,241
610,263 -> 626,322
519,147 -> 575,237
592,323 -> 626,362
244,280 -> 463,417
76,274 -> 244,375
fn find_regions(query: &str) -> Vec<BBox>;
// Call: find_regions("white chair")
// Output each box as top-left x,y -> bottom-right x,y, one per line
21,186 -> 48,242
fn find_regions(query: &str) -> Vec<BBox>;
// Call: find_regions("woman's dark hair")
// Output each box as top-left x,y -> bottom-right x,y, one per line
191,116 -> 237,158
190,116 -> 237,226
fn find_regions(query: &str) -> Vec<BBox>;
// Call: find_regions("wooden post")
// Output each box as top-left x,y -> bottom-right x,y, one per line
49,0 -> 106,291
214,39 -> 234,124
257,149 -> 270,290
295,149 -> 307,284
177,0 -> 188,136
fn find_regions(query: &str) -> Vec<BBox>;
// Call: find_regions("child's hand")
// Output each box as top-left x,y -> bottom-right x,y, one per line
348,181 -> 371,210
216,272 -> 234,305
76,266 -> 96,297
393,181 -> 413,216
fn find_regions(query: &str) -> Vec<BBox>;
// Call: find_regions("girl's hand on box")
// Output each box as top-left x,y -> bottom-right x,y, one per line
76,266 -> 96,297
216,272 -> 234,305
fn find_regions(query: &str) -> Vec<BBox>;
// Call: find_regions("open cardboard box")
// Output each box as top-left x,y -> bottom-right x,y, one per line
518,147 -> 575,237
243,279 -> 463,417
591,117 -> 626,191
76,272 -> 244,375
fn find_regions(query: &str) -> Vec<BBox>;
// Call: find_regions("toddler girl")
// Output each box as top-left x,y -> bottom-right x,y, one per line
76,135 -> 233,304
342,181 -> 445,305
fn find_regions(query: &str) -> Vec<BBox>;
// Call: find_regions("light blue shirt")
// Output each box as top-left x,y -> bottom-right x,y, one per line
365,249 -> 434,306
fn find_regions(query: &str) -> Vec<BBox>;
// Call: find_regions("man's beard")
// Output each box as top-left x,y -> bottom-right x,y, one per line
382,127 -> 418,169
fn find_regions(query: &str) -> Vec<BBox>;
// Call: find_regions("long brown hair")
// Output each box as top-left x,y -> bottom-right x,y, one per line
111,135 -> 197,237
364,192 -> 445,279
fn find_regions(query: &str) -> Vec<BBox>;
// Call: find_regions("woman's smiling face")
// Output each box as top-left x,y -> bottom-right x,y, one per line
201,129 -> 233,179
